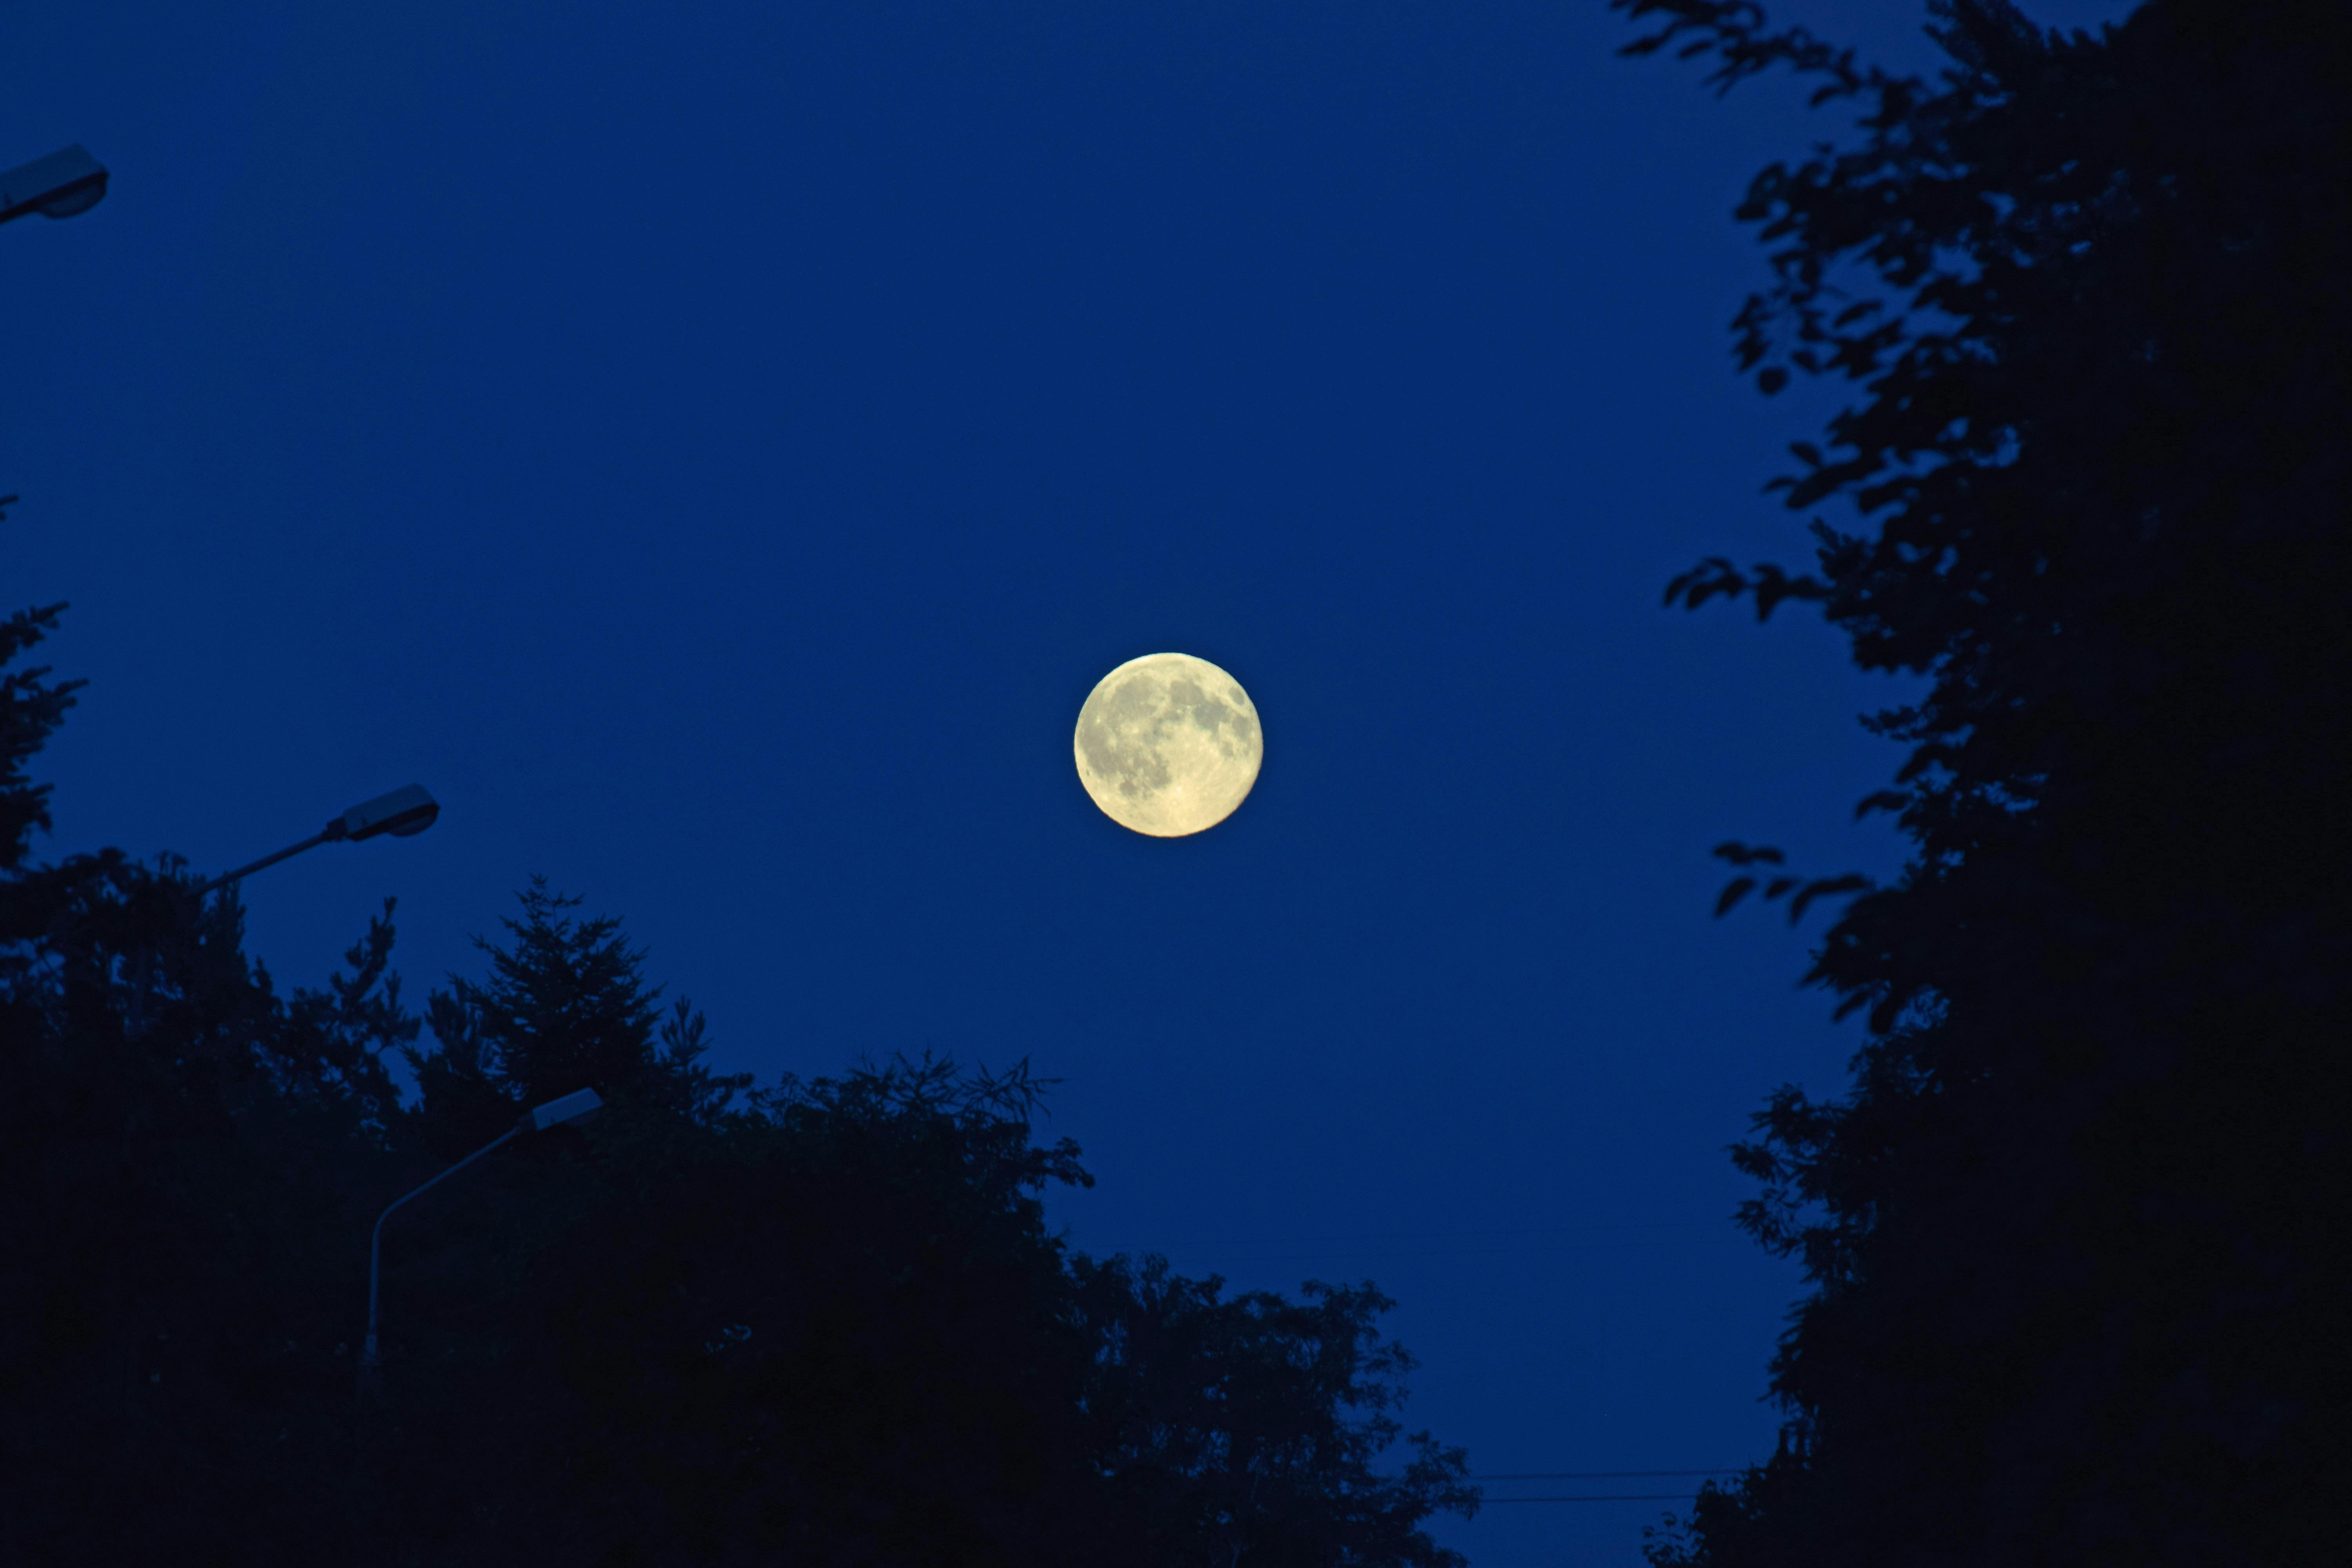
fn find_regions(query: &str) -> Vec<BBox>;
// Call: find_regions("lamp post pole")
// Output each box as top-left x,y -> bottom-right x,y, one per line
359,1124 -> 518,1396
357,1087 -> 603,1402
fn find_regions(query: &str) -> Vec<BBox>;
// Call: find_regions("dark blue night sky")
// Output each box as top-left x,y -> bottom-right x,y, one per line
4,3 -> 2133,1561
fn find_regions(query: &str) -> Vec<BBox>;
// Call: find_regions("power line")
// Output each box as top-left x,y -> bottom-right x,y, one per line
1481,1494 -> 1699,1503
1078,1221 -> 1728,1250
1068,1221 -> 1748,1265
1470,1470 -> 1744,1505
1470,1470 -> 1740,1480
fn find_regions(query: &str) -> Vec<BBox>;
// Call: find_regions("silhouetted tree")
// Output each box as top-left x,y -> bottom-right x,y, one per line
368,1042 -> 1477,1567
4,498 -> 1472,1566
1071,1256 -> 1479,1568
1614,1 -> 2350,1563
3,505 -> 424,1561
0,499 -> 79,880
405,876 -> 751,1152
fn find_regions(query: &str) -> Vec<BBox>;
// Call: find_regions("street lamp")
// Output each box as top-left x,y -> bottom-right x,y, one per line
0,144 -> 109,226
358,1087 -> 603,1399
194,784 -> 440,897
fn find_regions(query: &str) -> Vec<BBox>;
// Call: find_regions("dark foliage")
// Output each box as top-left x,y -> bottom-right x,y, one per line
1070,1256 -> 1480,1567
0,521 -> 1473,1564
0,868 -> 417,1556
0,497 -> 80,878
405,875 -> 754,1154
354,1045 -> 1477,1567
1618,1 -> 2351,1563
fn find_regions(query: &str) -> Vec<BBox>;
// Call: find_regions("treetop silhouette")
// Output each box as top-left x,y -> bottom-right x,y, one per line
1617,1 -> 2351,1561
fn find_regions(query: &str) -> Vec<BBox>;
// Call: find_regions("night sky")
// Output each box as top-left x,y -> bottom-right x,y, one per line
5,3 -> 2134,1562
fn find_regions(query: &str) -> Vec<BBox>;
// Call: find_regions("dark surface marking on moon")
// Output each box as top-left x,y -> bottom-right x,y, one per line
1166,677 -> 1258,755
1079,677 -> 1173,800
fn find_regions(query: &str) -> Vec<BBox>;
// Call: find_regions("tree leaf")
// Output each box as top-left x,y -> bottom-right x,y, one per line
1787,873 -> 1872,926
1852,789 -> 1911,820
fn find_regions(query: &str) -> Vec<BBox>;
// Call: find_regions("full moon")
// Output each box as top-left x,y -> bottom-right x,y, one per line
1074,653 -> 1263,837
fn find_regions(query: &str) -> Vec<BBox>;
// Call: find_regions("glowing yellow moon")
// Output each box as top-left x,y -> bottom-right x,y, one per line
1074,653 -> 1263,837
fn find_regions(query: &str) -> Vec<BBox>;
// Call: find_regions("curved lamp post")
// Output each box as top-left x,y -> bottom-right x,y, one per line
196,785 -> 439,897
358,1087 -> 603,1399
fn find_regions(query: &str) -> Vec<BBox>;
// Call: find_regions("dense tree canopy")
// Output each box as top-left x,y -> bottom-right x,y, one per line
0,509 -> 1474,1564
1616,1 -> 2350,1562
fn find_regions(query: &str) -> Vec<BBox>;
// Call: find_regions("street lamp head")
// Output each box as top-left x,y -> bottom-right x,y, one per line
195,782 -> 441,897
338,784 -> 440,841
526,1087 -> 603,1131
0,145 -> 109,226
